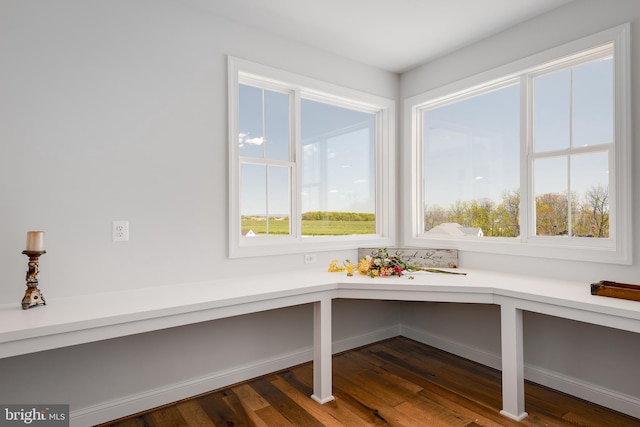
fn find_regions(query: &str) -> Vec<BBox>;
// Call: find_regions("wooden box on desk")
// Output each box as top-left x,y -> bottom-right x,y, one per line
591,280 -> 640,302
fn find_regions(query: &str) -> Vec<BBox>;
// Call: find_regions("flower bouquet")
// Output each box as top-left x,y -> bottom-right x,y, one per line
329,248 -> 466,278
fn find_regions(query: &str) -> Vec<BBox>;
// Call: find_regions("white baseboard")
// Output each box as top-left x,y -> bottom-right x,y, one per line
71,325 -> 400,427
524,364 -> 640,419
333,325 -> 401,354
400,324 -> 502,369
400,324 -> 640,419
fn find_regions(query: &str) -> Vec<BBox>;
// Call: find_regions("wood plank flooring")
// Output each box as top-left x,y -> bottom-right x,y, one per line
98,337 -> 640,426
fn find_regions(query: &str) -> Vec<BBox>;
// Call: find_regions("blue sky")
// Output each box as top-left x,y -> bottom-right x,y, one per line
423,57 -> 612,210
238,56 -> 612,218
239,86 -> 375,216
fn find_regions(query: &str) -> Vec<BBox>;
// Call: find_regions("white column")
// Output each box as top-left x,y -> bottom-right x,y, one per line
311,297 -> 334,404
500,302 -> 528,421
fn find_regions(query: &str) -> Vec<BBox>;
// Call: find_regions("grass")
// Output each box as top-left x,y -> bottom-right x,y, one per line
242,218 -> 375,236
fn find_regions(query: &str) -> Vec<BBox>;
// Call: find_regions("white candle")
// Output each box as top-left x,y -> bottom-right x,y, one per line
26,231 -> 45,252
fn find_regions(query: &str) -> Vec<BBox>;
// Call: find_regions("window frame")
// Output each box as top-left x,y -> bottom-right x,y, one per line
229,57 -> 396,258
403,24 -> 631,264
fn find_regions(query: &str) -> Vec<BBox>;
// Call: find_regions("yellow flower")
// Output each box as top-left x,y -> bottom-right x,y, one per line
344,260 -> 356,276
357,258 -> 371,275
328,259 -> 345,272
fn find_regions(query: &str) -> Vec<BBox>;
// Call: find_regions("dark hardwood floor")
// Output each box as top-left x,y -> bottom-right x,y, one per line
98,337 -> 640,426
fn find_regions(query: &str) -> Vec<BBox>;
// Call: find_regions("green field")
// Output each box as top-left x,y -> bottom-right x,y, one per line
242,216 -> 375,236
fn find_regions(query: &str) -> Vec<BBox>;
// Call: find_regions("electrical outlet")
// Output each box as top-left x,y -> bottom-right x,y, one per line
304,254 -> 317,264
112,221 -> 129,242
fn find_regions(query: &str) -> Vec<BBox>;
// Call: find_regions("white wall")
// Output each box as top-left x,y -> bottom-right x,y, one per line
0,0 -> 398,304
399,0 -> 640,418
0,1 -> 400,425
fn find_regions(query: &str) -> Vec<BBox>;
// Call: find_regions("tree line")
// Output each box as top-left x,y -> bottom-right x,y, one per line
301,211 -> 375,221
425,185 -> 609,238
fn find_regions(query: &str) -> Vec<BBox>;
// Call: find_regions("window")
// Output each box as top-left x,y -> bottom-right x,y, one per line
404,24 -> 631,264
229,57 -> 395,257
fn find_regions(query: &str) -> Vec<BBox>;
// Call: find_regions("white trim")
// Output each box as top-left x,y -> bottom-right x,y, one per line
229,57 -> 396,258
402,24 -> 631,264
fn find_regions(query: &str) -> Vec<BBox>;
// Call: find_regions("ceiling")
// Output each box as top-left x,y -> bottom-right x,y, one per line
181,0 -> 573,74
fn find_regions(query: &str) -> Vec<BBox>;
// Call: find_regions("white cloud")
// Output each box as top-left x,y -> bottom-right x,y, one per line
246,137 -> 265,145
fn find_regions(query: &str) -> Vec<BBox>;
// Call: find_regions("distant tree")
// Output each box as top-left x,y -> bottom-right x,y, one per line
584,185 -> 609,238
536,193 -> 568,236
424,205 -> 447,231
447,200 -> 471,226
500,189 -> 520,237
468,199 -> 494,232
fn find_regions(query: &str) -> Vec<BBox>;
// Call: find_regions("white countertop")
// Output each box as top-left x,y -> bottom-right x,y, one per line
1,268 -> 639,358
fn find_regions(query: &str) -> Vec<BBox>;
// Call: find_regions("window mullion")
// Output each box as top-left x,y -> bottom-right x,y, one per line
521,74 -> 533,242
291,89 -> 301,239
414,105 -> 425,237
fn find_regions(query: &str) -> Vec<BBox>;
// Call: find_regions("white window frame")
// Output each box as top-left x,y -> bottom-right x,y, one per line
403,24 -> 631,264
229,57 -> 396,258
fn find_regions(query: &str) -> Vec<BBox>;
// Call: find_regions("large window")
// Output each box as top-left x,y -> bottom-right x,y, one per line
404,24 -> 631,264
229,57 -> 395,257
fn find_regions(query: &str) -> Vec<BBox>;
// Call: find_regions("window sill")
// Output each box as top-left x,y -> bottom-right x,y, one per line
402,235 -> 631,265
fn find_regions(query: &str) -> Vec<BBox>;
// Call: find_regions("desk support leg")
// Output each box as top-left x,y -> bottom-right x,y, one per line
500,303 -> 528,421
311,297 -> 334,404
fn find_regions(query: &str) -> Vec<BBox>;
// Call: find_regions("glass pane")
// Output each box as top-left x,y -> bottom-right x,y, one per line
238,84 -> 265,158
422,83 -> 520,238
573,58 -> 613,147
571,152 -> 609,238
301,99 -> 376,236
534,157 -> 568,236
267,166 -> 291,235
240,164 -> 266,236
534,69 -> 570,152
239,85 -> 290,161
265,90 -> 290,161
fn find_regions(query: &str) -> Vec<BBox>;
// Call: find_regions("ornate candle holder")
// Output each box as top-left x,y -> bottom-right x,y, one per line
21,250 -> 47,310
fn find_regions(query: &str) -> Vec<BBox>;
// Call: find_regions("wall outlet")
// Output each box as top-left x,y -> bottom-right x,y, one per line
112,221 -> 129,242
304,254 -> 317,264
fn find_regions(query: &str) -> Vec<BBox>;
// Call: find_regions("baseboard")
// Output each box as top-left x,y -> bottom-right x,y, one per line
400,324 -> 640,419
333,325 -> 401,354
72,325 -> 400,426
400,324 -> 502,369
524,364 -> 640,419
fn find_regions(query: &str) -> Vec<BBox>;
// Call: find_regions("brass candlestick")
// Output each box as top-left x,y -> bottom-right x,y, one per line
21,250 -> 46,310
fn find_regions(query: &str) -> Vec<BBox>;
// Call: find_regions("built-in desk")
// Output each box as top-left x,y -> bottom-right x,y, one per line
1,269 -> 639,422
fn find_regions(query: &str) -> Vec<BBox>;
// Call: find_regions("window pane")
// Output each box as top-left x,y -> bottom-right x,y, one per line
571,152 -> 609,237
573,58 -> 613,147
240,164 -> 266,236
239,84 -> 265,158
267,166 -> 291,235
534,70 -> 570,152
534,157 -> 568,236
301,99 -> 376,236
240,164 -> 291,236
239,85 -> 290,160
422,84 -> 520,237
265,90 -> 290,161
